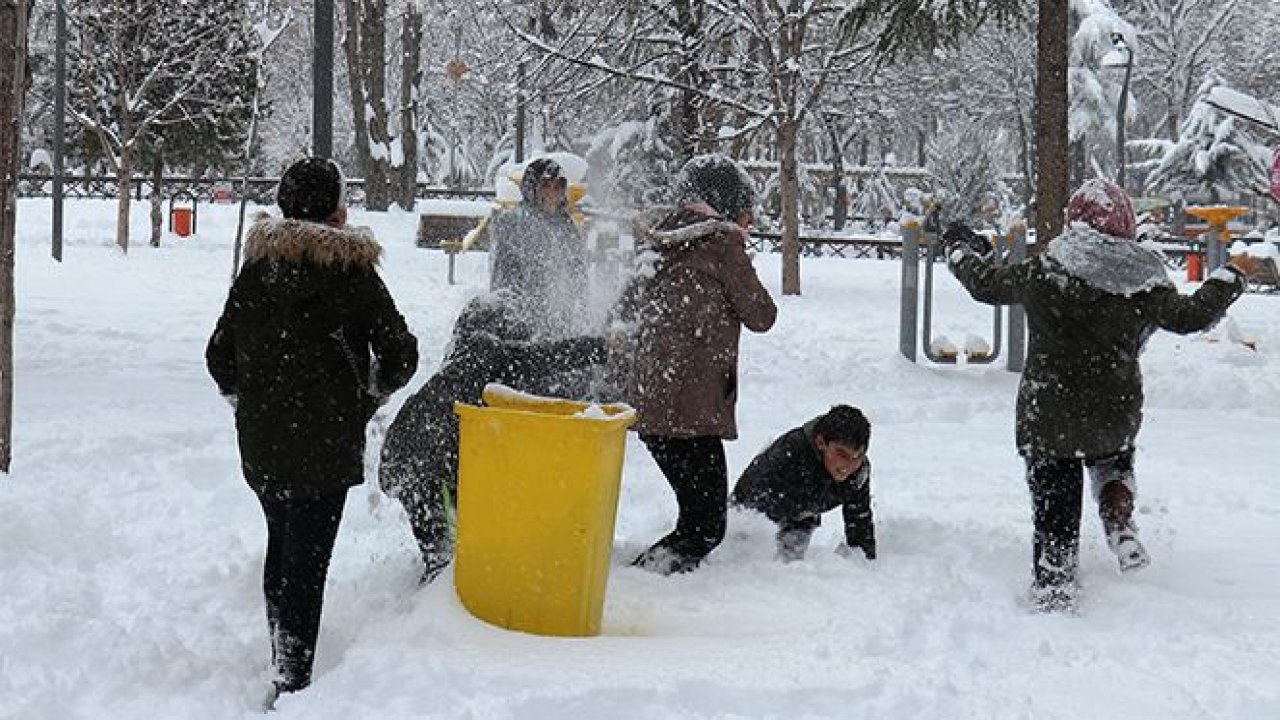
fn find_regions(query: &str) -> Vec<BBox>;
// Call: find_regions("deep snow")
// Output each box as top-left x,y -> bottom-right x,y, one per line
1,198 -> 1277,720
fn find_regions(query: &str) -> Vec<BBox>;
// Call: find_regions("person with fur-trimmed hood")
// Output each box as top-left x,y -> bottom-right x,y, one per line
610,153 -> 778,575
206,157 -> 419,699
944,178 -> 1257,612
487,157 -> 589,340
378,291 -> 605,585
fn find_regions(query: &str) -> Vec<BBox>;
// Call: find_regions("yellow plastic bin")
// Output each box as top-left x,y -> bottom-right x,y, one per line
453,383 -> 636,637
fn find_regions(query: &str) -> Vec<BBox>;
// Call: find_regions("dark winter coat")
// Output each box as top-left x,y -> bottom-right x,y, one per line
611,204 -> 777,439
949,225 -> 1246,459
378,302 -> 605,509
206,214 -> 419,498
488,203 -> 589,339
731,420 -> 876,559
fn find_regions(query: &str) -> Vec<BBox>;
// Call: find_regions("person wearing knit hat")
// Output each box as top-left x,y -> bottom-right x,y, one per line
276,157 -> 348,225
672,154 -> 759,225
608,153 -> 777,576
942,178 -> 1256,613
207,155 -> 418,704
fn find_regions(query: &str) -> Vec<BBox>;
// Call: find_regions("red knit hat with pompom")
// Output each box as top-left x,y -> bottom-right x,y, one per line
1065,178 -> 1135,240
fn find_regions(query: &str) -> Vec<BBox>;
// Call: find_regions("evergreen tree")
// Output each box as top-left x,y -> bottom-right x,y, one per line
1141,74 -> 1270,202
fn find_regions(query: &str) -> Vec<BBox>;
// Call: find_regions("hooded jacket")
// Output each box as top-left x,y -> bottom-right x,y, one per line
731,419 -> 876,558
949,224 -> 1245,459
206,214 -> 419,498
487,200 -> 588,340
612,204 -> 777,439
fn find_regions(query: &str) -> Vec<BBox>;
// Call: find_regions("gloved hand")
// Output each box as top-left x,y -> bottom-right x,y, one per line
942,222 -> 991,259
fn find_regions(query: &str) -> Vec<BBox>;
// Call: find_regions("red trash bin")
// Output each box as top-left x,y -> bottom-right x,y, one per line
1187,252 -> 1203,281
171,207 -> 193,237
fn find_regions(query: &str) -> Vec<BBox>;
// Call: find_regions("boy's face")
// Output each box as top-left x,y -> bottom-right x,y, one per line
814,435 -> 865,482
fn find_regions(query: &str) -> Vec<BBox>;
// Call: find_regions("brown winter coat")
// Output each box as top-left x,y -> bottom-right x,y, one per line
613,205 -> 777,439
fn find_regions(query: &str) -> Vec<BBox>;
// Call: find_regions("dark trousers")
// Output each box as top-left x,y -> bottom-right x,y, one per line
1026,458 -> 1085,589
255,489 -> 348,692
639,435 -> 728,571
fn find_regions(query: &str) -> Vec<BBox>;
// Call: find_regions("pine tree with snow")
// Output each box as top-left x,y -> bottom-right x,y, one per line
1140,74 -> 1271,202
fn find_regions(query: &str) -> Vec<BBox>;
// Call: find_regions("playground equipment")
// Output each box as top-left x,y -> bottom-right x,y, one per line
899,219 -> 1026,371
1185,205 -> 1248,275
453,384 -> 635,637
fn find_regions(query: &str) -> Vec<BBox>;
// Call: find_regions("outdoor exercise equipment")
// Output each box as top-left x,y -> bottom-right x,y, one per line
1185,205 -> 1247,275
899,219 -> 1026,372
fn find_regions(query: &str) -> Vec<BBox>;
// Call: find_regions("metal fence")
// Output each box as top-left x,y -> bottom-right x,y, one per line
15,173 -> 497,205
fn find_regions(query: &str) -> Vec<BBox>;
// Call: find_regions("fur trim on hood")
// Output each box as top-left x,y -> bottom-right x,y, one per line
1045,225 -> 1172,297
244,212 -> 382,268
647,202 -> 746,252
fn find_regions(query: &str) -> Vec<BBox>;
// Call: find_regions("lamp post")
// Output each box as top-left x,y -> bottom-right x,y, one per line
313,0 -> 334,159
1103,33 -> 1133,192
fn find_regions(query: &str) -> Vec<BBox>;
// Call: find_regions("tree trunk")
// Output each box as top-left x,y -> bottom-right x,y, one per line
0,0 -> 33,473
115,159 -> 132,253
826,118 -> 847,231
778,119 -> 801,295
360,0 -> 391,210
394,3 -> 422,211
1034,0 -> 1070,251
149,158 -> 162,247
342,0 -> 394,211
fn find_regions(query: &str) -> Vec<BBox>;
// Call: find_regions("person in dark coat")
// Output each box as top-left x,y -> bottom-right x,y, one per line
488,157 -> 589,340
378,291 -> 605,584
732,405 -> 876,562
945,178 -> 1256,612
610,153 -> 778,575
206,157 -> 419,697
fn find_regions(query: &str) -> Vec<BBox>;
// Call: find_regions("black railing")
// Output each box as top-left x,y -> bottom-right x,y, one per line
15,173 -> 497,205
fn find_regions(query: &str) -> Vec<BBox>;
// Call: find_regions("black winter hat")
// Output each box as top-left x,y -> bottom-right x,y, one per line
520,157 -> 567,204
277,157 -> 347,221
674,154 -> 757,220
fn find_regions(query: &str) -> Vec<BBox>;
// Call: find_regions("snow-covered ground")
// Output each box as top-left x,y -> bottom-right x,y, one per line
2,198 -> 1278,720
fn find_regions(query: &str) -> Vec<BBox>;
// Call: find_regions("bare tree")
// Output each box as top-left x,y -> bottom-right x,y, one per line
838,0 -> 1067,246
0,0 -> 33,473
1122,0 -> 1241,139
342,0 -> 421,210
66,0 -> 258,252
504,0 -> 872,295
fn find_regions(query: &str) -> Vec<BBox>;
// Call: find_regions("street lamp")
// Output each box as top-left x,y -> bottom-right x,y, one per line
1102,32 -> 1134,192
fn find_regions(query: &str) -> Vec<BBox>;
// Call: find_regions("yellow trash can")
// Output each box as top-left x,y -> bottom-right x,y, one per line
453,383 -> 636,637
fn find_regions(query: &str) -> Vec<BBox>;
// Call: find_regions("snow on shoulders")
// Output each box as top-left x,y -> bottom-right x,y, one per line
1047,225 -> 1174,296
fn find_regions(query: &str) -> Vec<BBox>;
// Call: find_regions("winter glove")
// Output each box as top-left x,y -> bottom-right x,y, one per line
942,222 -> 992,260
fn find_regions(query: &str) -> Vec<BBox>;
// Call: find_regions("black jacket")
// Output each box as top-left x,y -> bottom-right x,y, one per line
950,226 -> 1245,459
206,215 -> 419,498
379,298 -> 604,504
731,420 -> 876,559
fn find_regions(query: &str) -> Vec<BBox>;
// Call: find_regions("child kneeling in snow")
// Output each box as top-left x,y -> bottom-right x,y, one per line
731,405 -> 875,562
378,291 -> 605,585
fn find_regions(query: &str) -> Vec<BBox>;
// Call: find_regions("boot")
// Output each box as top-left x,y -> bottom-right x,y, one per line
1098,480 -> 1150,573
